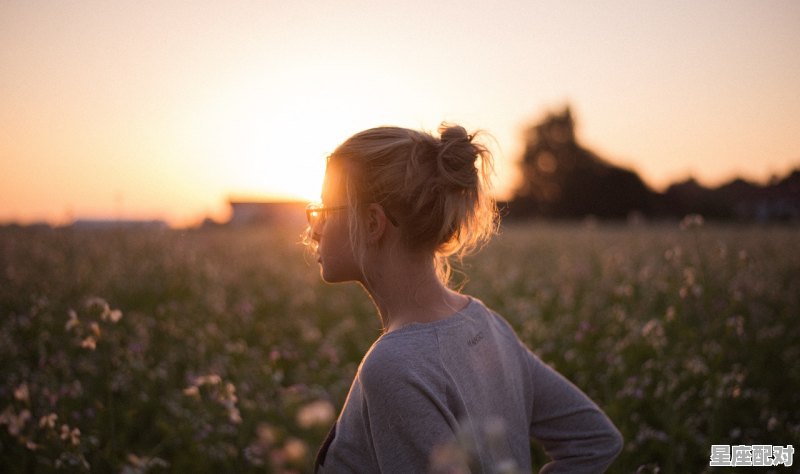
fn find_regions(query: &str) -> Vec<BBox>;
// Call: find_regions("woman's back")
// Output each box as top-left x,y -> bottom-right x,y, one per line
317,297 -> 622,473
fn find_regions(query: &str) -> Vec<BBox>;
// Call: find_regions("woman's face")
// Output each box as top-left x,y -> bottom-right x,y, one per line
313,168 -> 361,283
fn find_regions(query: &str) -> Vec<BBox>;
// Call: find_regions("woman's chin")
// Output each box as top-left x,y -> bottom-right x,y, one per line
320,266 -> 342,283
320,266 -> 357,284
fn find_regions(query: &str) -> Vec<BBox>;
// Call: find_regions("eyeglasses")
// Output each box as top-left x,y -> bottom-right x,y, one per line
306,203 -> 348,227
305,203 -> 398,227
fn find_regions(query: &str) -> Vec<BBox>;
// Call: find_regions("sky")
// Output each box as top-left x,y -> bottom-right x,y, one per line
1,0 -> 798,226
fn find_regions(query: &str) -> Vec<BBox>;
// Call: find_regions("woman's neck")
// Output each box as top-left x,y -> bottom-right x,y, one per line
362,256 -> 470,333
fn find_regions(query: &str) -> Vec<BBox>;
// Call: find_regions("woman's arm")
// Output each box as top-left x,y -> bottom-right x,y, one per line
527,352 -> 623,473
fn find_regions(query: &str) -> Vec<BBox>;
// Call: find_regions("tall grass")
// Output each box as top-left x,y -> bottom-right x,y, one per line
1,222 -> 797,472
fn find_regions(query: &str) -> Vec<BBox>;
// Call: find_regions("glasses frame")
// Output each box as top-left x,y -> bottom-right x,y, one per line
306,204 -> 347,227
305,203 -> 398,227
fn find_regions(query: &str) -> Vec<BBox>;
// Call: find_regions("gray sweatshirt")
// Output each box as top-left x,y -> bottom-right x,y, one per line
315,297 -> 623,473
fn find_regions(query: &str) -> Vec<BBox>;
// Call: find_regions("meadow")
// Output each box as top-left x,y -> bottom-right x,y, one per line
1,220 -> 798,473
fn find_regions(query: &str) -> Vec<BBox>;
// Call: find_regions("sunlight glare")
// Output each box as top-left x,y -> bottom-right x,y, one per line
182,60 -> 431,205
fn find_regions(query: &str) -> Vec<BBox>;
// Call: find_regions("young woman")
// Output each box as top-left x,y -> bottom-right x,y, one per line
306,124 -> 623,473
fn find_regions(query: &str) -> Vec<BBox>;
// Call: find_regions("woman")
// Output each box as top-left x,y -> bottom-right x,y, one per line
306,124 -> 623,473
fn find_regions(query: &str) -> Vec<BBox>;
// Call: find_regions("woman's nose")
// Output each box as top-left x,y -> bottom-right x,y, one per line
310,219 -> 324,242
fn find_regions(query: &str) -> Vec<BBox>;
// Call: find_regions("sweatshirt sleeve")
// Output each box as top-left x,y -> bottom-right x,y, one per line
358,349 -> 457,474
527,352 -> 623,473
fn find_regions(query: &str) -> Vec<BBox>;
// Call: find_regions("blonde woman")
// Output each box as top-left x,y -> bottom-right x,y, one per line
306,125 -> 622,473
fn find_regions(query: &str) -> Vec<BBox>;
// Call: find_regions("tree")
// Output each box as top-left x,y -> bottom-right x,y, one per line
511,106 -> 655,219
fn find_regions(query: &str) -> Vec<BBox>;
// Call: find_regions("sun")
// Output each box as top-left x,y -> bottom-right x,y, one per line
181,57 -> 435,208
185,88 -> 340,204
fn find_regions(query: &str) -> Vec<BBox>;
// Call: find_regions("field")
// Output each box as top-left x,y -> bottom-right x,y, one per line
1,221 -> 798,473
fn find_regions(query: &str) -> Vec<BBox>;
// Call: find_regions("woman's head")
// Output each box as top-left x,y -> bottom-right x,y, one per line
307,124 -> 498,286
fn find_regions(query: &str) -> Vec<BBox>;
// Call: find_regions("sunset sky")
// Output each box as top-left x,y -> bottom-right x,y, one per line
2,0 -> 798,226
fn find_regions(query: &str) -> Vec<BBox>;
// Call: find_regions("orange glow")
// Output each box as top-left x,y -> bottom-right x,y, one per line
1,1 -> 798,226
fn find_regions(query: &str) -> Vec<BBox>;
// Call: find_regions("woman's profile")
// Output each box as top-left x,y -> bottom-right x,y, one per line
305,124 -> 623,473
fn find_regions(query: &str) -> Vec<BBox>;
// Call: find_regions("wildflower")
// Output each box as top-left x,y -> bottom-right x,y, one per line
768,416 -> 779,431
244,443 -> 267,467
726,315 -> 745,338
641,319 -> 667,350
485,417 -> 520,473
89,322 -> 101,337
182,386 -> 200,398
122,454 -> 169,474
256,423 -> 276,444
39,413 -> 58,429
65,310 -> 80,331
14,383 -> 29,402
86,296 -> 108,309
221,382 -> 242,424
664,246 -> 683,261
107,309 -> 123,323
613,284 -> 633,298
302,326 -> 322,342
86,296 -> 111,316
269,348 -> 281,362
683,267 -> 696,286
69,428 -> 81,446
193,374 -> 222,386
86,296 -> 123,322
228,407 -> 243,424
59,425 -> 81,446
296,399 -> 335,429
683,357 -> 709,375
641,319 -> 659,337
81,336 -> 97,350
429,440 -> 471,474
225,339 -> 247,354
738,249 -> 748,261
1,408 -> 31,436
282,437 -> 308,463
679,268 -> 702,298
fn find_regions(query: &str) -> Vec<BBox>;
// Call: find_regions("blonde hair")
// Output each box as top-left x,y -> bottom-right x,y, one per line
309,123 -> 498,286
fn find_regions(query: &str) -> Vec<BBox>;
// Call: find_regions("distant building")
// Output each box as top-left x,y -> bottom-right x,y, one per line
227,200 -> 308,227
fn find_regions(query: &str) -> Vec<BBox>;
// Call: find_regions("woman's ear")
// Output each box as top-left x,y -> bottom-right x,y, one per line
365,203 -> 389,243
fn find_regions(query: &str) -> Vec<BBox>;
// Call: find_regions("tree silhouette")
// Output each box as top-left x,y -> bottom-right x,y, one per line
512,106 -> 655,219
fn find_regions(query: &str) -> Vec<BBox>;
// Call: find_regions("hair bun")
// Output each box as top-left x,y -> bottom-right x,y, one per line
436,124 -> 479,188
439,124 -> 472,144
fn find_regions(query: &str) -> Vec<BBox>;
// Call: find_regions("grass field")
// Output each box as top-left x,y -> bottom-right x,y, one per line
1,221 -> 798,473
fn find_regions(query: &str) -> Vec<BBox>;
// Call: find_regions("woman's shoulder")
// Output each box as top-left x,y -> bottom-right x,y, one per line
357,337 -> 430,395
372,296 -> 522,348
359,298 -> 521,374
358,308 -> 466,389
360,329 -> 437,379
